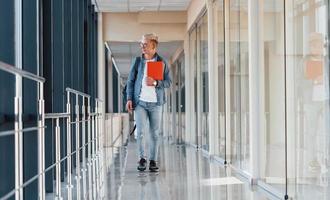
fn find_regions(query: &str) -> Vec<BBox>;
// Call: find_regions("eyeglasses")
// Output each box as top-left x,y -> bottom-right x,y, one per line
139,42 -> 149,48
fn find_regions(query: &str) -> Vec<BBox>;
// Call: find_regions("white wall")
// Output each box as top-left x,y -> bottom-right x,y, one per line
187,0 -> 206,30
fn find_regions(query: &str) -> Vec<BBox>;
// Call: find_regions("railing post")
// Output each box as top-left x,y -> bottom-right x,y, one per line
98,101 -> 104,198
15,0 -> 23,198
38,82 -> 45,200
92,114 -> 96,200
96,100 -> 103,198
75,94 -> 81,200
95,101 -> 100,198
82,97 -> 87,199
87,97 -> 92,199
55,118 -> 62,200
66,91 -> 73,199
14,95 -> 22,200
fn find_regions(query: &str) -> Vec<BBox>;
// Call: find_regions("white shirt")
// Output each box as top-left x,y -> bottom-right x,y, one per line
139,59 -> 157,102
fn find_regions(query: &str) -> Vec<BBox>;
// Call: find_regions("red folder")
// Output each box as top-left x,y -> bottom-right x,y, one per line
147,61 -> 164,80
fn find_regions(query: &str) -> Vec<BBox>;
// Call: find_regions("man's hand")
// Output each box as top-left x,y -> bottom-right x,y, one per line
126,100 -> 133,113
146,77 -> 156,86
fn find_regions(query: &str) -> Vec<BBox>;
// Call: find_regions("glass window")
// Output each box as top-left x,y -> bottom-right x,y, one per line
229,0 -> 250,171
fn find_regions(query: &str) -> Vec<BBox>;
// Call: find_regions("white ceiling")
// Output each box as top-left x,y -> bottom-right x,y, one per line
96,0 -> 191,12
99,1 -> 187,78
108,41 -> 183,77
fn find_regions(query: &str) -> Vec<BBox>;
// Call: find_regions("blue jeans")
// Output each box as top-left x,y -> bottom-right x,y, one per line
135,101 -> 162,161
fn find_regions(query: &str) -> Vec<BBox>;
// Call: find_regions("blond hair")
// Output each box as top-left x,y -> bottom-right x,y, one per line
141,33 -> 159,46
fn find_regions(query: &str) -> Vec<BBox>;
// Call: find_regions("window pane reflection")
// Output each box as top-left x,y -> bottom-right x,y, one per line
288,0 -> 330,198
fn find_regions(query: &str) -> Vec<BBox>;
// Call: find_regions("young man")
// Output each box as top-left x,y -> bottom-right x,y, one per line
126,33 -> 171,172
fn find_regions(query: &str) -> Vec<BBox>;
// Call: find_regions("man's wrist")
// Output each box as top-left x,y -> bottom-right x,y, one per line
153,80 -> 157,86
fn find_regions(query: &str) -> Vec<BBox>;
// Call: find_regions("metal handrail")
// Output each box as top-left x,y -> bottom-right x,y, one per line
0,137 -> 94,200
64,87 -> 101,199
0,61 -> 45,83
44,113 -> 70,119
95,98 -> 103,102
0,77 -> 104,200
0,126 -> 46,137
0,60 -> 46,200
66,87 -> 90,98
70,119 -> 89,124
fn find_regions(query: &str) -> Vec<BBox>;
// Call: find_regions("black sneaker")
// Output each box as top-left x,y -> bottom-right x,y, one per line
137,158 -> 147,171
149,160 -> 159,172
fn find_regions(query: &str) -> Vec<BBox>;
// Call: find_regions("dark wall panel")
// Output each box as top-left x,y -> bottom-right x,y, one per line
0,0 -> 15,65
42,0 -> 54,193
0,0 -> 17,199
113,64 -> 119,113
72,0 -> 79,91
105,48 -> 109,112
63,0 -> 72,180
79,0 -> 85,93
83,0 -> 89,98
53,0 -> 64,113
22,0 -> 39,198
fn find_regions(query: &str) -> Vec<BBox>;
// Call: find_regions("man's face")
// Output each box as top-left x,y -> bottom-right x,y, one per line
140,39 -> 155,55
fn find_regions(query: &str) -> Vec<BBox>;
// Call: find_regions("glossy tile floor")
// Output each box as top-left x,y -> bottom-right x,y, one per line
104,137 -> 280,200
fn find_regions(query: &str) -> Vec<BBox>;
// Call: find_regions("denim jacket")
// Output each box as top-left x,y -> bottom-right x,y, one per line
126,53 -> 172,107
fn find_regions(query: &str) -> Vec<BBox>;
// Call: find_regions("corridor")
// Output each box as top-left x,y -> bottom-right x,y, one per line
1,0 -> 330,199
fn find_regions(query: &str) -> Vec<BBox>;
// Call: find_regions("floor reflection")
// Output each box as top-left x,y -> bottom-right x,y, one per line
105,138 -> 279,200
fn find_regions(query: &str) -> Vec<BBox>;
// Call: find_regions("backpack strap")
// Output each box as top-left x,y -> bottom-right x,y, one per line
125,57 -> 141,101
132,57 -> 141,79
